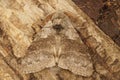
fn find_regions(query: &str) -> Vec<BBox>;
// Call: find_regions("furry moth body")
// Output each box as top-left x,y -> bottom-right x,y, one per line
19,12 -> 93,77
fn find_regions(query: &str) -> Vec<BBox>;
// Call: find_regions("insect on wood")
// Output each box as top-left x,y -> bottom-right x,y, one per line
18,12 -> 94,77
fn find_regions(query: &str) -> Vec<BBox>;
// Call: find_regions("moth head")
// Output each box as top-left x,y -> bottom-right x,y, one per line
52,24 -> 64,33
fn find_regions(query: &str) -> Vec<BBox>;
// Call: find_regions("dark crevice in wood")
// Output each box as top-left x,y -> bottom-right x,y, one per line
29,73 -> 38,80
72,0 -> 120,47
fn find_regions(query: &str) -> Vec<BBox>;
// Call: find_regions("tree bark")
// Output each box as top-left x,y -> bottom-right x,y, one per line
73,0 -> 120,46
0,0 -> 120,80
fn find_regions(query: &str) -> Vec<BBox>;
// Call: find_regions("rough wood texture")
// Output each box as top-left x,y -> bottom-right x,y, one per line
73,0 -> 120,46
0,0 -> 120,80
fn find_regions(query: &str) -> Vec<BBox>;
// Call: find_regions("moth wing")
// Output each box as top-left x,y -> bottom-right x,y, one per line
19,38 -> 56,74
58,40 -> 93,77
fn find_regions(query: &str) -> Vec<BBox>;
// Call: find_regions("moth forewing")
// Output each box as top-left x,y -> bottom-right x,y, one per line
19,37 -> 56,74
58,38 -> 94,77
19,12 -> 94,76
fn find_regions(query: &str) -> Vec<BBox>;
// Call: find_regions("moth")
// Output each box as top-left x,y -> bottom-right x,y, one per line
19,12 -> 93,77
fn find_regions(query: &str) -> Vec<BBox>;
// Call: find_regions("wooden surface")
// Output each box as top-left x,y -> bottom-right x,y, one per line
0,0 -> 120,80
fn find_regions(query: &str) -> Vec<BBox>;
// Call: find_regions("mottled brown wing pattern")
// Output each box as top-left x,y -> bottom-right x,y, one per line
58,38 -> 93,76
19,12 -> 93,77
19,37 -> 56,74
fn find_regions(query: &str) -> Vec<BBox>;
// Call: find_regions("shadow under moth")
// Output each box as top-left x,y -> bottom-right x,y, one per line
18,12 -> 93,77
